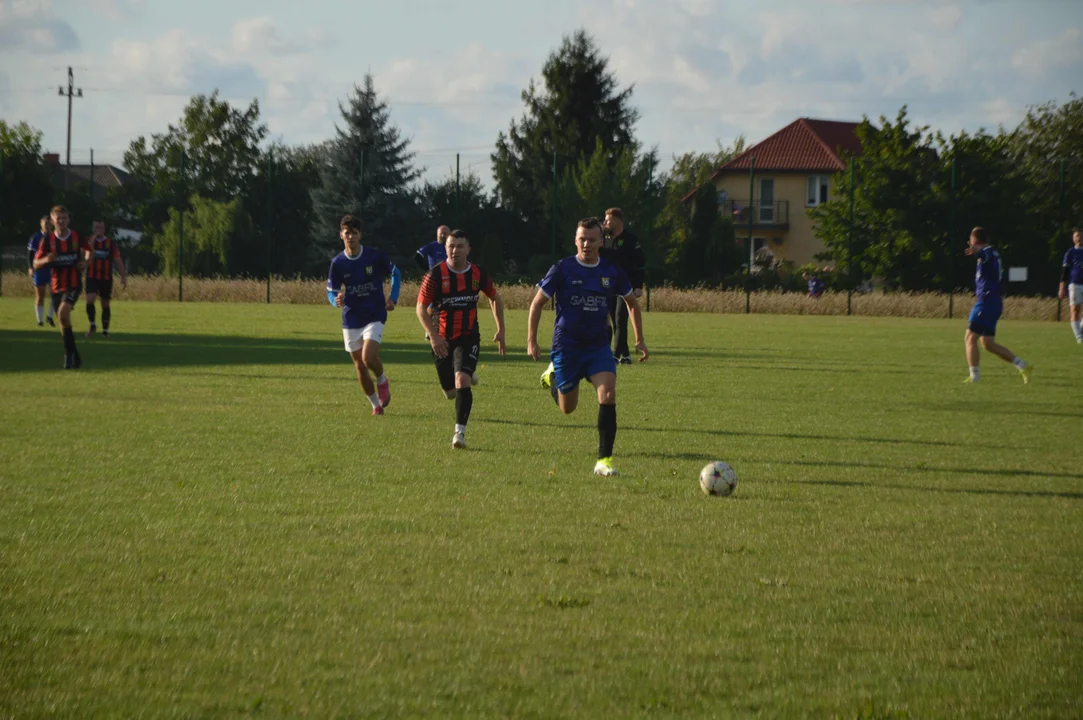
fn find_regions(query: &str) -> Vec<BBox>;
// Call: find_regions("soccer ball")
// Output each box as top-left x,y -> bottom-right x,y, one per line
699,461 -> 737,496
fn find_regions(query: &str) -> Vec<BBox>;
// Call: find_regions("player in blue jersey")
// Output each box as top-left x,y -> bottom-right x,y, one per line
27,215 -> 55,326
1057,227 -> 1083,343
327,214 -> 402,415
414,224 -> 450,272
963,226 -> 1031,384
527,217 -> 648,477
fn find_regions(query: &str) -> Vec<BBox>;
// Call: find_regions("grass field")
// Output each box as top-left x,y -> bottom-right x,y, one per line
1,297 -> 1081,718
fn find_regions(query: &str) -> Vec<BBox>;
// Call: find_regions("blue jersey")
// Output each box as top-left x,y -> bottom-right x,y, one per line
416,241 -> 447,270
974,246 -> 1002,301
327,247 -> 397,329
1063,247 -> 1083,286
27,231 -> 47,255
807,277 -> 824,296
537,256 -> 632,354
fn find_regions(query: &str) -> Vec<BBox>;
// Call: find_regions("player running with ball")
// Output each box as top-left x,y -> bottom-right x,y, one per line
327,214 -> 401,415
527,217 -> 648,477
415,229 -> 506,449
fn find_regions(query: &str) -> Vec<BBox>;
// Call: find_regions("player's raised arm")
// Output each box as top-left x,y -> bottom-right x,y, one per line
526,289 -> 548,361
622,291 -> 649,362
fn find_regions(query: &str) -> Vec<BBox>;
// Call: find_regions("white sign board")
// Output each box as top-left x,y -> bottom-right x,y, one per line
1007,267 -> 1028,282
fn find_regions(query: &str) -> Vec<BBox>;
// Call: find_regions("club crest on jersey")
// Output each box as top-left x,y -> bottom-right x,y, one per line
471,278 -> 479,290
365,265 -> 373,275
601,277 -> 611,288
441,275 -> 451,293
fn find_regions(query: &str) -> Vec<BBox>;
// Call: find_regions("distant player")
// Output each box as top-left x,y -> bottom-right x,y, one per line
804,271 -> 825,298
1058,227 -> 1083,343
527,217 -> 648,477
601,208 -> 646,364
27,214 -> 54,326
415,229 -> 506,449
84,219 -> 128,337
32,205 -> 88,369
963,226 -> 1031,384
414,224 -> 450,272
327,214 -> 401,415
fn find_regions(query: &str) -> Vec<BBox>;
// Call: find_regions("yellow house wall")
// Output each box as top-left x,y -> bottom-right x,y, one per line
712,172 -> 836,268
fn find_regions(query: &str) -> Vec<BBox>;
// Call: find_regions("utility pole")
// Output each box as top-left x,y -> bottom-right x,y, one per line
57,66 -> 83,190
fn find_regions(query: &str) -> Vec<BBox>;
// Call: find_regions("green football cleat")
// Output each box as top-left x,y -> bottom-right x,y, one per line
962,376 -> 977,384
540,362 -> 555,389
593,457 -> 619,477
1019,363 -> 1033,385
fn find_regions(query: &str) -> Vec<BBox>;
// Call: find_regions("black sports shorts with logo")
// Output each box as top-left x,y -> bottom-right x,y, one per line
51,285 -> 82,314
85,277 -> 113,300
433,336 -> 480,391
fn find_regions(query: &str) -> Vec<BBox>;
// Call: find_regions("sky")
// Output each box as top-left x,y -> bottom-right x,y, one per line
1,0 -> 1080,186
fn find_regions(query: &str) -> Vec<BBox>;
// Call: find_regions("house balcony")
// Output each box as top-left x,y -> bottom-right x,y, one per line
723,200 -> 790,230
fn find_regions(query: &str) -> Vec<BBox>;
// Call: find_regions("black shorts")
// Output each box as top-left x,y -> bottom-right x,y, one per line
51,285 -> 82,313
434,336 -> 480,391
85,277 -> 113,300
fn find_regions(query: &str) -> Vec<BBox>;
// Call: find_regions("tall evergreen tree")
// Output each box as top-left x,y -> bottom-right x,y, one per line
310,74 -> 420,261
492,30 -> 639,258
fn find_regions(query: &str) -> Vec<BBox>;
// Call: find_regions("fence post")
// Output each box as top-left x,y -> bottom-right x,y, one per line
551,151 -> 557,262
359,146 -> 366,222
948,156 -> 956,319
455,153 -> 461,228
178,148 -> 185,302
746,157 -> 755,314
0,148 -> 4,297
266,148 -> 273,304
847,157 -> 854,316
645,153 -> 653,312
89,148 -> 95,209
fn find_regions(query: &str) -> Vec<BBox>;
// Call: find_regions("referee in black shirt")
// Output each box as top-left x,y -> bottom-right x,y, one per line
602,207 -> 646,364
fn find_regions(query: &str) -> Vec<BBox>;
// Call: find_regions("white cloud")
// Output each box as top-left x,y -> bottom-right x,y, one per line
232,17 -> 297,55
929,4 -> 962,29
1012,28 -> 1082,75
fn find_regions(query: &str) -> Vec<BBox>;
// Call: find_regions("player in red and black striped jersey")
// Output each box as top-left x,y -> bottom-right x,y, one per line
416,229 -> 506,449
84,219 -> 128,337
32,205 -> 89,369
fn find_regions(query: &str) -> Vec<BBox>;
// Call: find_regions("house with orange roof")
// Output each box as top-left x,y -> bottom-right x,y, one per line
690,118 -> 863,268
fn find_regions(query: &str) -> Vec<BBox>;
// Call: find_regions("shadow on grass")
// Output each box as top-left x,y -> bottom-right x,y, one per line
0,329 -> 445,372
477,416 -> 971,449
790,477 -> 1083,501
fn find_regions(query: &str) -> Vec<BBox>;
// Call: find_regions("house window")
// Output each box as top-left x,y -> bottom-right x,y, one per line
806,175 -> 829,207
759,178 -> 774,222
717,189 -> 727,206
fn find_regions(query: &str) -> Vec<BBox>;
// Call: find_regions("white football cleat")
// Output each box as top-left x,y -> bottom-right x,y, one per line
452,431 -> 466,449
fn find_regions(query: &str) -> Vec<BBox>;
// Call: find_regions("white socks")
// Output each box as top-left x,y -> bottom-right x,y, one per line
377,374 -> 388,385
454,423 -> 466,435
366,392 -> 381,409
969,366 -> 980,381
1072,321 -> 1082,341
34,305 -> 44,323
1012,357 -> 1027,370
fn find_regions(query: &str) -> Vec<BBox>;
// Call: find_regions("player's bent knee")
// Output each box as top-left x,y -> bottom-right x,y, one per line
979,336 -> 995,349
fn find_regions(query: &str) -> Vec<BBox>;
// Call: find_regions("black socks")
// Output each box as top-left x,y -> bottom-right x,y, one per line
102,307 -> 111,331
598,404 -> 616,458
455,387 -> 473,426
86,303 -> 96,325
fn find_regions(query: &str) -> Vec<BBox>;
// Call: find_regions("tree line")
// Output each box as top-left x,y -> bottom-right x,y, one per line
1,30 -> 1079,292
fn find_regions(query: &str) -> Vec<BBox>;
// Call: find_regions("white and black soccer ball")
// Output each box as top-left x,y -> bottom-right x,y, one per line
699,461 -> 737,496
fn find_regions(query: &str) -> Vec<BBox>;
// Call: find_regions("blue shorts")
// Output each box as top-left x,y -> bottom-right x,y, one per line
552,345 -> 617,394
968,299 -> 1002,337
32,269 -> 51,287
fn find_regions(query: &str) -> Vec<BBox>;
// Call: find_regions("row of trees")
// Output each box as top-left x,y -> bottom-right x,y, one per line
1,30 -> 1080,292
813,98 -> 1082,293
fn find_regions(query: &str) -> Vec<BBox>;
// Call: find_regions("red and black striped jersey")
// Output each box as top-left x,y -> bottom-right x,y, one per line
417,262 -> 496,341
35,230 -> 87,293
86,235 -> 122,280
